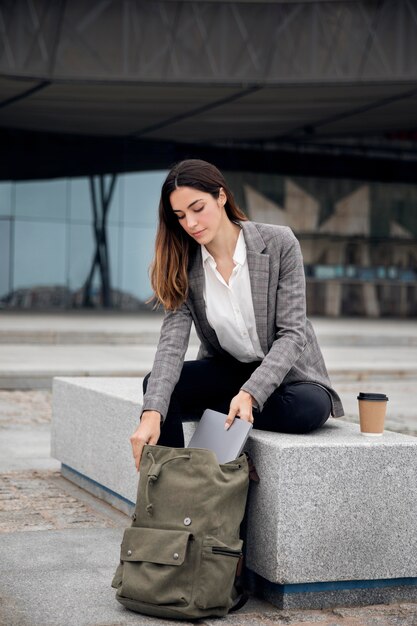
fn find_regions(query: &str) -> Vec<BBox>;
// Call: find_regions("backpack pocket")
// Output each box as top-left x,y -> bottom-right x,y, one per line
195,537 -> 243,610
118,527 -> 195,606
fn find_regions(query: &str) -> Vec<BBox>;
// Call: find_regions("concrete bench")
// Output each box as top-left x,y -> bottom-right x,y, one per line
51,376 -> 417,609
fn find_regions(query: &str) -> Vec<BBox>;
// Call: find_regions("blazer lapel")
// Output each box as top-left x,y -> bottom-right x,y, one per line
241,222 -> 270,355
187,248 -> 223,352
188,222 -> 270,356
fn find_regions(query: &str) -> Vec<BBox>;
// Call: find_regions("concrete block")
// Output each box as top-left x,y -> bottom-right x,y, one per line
51,377 -> 197,514
51,377 -> 417,608
244,421 -> 417,585
51,377 -> 143,512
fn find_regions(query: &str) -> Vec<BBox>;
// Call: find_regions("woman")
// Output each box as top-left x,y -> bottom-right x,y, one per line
130,159 -> 344,470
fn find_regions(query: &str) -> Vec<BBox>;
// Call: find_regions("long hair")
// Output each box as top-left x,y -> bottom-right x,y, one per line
150,159 -> 247,310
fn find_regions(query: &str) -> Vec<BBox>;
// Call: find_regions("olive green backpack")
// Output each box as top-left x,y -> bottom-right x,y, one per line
111,444 -> 250,620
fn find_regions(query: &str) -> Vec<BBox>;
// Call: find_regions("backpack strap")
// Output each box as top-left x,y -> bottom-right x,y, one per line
245,453 -> 260,482
145,451 -> 191,515
229,556 -> 249,612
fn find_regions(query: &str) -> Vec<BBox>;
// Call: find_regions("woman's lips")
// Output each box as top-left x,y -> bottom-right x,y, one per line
192,229 -> 206,238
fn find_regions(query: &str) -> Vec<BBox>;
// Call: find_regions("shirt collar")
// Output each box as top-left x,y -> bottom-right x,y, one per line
201,229 -> 246,267
232,229 -> 246,266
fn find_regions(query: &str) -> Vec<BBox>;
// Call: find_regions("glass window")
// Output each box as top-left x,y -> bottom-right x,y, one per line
315,265 -> 336,280
0,219 -> 11,298
360,268 -> 375,281
400,269 -> 416,281
13,221 -> 67,289
15,180 -> 67,220
68,223 -> 121,294
107,176 -> 121,225
120,225 -> 156,302
0,182 -> 13,217
69,178 -> 91,223
67,223 -> 95,290
122,171 -> 167,226
107,223 -> 121,291
69,176 -> 121,224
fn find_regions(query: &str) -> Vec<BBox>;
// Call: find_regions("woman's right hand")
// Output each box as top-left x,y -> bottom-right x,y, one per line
130,410 -> 161,472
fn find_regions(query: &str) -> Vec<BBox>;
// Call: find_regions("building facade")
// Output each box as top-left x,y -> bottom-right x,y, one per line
1,169 -> 416,316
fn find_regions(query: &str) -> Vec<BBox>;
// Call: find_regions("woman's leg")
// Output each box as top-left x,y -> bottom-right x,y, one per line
254,383 -> 331,434
143,360 -> 332,444
142,357 -> 258,447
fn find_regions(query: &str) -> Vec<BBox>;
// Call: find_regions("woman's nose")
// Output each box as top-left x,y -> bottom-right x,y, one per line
186,213 -> 198,228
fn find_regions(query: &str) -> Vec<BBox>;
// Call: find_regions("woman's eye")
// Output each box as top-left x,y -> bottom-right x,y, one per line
175,205 -> 204,220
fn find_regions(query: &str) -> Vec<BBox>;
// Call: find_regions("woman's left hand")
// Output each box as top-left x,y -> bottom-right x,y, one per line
225,390 -> 255,430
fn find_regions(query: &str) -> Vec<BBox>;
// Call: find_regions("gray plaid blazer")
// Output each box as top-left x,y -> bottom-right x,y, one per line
143,221 -> 344,419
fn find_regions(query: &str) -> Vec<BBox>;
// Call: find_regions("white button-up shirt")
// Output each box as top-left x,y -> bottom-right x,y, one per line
201,230 -> 265,363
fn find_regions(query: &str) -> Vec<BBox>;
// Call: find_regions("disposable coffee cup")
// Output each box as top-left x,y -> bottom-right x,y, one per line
357,392 -> 388,436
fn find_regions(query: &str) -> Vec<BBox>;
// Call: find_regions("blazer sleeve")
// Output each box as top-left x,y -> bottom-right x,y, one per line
141,303 -> 192,420
240,228 -> 307,411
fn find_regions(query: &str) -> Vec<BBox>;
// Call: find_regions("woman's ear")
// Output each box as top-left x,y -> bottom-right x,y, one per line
218,187 -> 226,207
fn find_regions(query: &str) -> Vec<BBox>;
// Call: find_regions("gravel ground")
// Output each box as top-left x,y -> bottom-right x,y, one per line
0,389 -> 52,426
0,470 -> 123,533
0,390 -> 129,533
1,390 -> 416,626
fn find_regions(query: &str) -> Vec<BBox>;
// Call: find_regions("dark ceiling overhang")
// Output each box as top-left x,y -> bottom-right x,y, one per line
1,78 -> 417,142
2,126 -> 417,184
1,0 -> 417,181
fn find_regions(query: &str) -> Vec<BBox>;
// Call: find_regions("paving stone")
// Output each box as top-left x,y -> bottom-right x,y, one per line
0,470 -> 123,533
1,334 -> 416,625
0,389 -> 52,425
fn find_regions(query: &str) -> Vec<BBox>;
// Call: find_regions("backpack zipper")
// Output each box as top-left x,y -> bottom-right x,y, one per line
211,547 -> 242,558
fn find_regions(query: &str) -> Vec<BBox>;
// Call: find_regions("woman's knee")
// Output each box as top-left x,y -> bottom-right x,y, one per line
285,383 -> 331,433
259,383 -> 331,434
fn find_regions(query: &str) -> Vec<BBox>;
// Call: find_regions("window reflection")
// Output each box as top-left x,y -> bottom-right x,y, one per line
0,183 -> 13,217
15,180 -> 67,220
0,220 -> 11,298
13,221 -> 67,288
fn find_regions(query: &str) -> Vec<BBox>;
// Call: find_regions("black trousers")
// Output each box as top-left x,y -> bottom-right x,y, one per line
143,357 -> 332,448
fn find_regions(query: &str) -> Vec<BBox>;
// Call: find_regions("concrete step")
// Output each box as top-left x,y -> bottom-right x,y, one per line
0,314 -> 416,347
0,312 -> 165,344
1,344 -> 417,389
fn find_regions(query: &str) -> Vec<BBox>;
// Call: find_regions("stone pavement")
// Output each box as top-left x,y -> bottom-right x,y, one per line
0,313 -> 417,625
1,313 -> 417,390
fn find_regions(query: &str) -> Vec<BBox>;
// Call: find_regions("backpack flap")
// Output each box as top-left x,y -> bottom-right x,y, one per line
117,527 -> 196,608
120,527 -> 191,566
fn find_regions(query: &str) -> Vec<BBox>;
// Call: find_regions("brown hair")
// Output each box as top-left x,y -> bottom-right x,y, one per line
149,159 -> 247,310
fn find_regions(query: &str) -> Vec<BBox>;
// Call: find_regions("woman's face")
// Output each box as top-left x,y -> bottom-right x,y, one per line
170,186 -> 227,245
